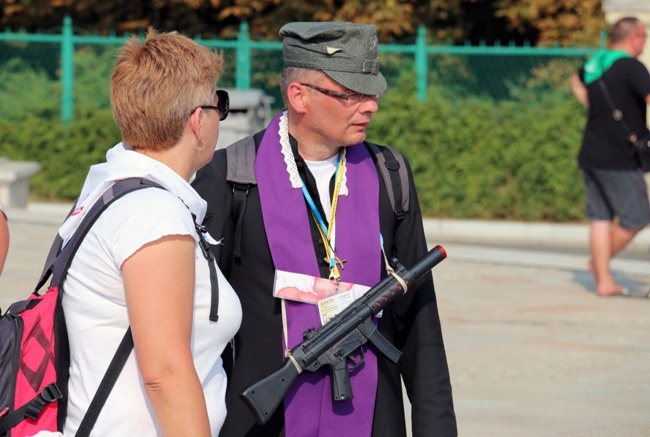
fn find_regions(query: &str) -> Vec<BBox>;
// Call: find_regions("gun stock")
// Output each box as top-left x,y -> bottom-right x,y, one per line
239,358 -> 300,425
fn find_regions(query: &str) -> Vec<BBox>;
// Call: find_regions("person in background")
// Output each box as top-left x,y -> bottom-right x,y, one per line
570,16 -> 650,297
59,29 -> 241,435
0,200 -> 8,275
193,21 -> 457,437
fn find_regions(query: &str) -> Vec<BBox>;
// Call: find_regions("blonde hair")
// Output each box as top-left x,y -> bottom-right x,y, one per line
111,29 -> 224,151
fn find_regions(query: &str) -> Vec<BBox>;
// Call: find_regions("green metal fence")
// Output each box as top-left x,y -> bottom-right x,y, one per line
0,16 -> 605,125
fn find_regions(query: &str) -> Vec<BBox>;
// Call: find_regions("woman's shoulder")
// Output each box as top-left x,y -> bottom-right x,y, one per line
113,186 -> 188,213
102,188 -> 196,241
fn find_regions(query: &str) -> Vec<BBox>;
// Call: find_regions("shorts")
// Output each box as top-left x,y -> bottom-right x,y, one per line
582,167 -> 650,229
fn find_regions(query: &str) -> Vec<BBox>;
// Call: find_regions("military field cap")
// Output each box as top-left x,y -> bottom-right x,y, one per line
279,21 -> 387,96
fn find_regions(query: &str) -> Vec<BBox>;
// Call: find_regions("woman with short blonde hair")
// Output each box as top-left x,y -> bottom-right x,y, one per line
60,29 -> 240,436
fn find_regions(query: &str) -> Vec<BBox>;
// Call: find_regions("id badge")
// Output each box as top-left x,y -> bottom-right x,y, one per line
317,291 -> 355,325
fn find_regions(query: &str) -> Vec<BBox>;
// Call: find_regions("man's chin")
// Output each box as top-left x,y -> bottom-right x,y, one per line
345,133 -> 367,146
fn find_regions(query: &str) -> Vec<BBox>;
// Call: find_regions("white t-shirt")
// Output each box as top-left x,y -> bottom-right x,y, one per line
304,155 -> 338,217
61,145 -> 241,436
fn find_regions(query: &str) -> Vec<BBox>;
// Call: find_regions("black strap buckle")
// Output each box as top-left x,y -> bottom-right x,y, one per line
42,383 -> 63,403
232,183 -> 250,195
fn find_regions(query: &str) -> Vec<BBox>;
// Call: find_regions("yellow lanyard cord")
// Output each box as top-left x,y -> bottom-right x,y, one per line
305,152 -> 345,281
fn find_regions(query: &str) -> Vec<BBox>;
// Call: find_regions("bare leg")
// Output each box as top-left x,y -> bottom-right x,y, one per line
590,221 -> 617,295
609,224 -> 642,256
590,221 -> 643,295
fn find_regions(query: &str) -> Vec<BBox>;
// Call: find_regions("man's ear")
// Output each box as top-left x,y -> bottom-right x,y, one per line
287,82 -> 308,114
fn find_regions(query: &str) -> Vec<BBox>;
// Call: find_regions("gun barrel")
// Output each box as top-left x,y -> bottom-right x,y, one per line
407,245 -> 447,280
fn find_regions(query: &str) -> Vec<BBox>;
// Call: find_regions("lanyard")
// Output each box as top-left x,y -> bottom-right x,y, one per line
300,151 -> 345,281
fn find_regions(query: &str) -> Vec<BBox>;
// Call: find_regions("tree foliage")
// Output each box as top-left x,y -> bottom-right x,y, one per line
0,0 -> 464,42
1,0 -> 608,47
495,0 -> 606,46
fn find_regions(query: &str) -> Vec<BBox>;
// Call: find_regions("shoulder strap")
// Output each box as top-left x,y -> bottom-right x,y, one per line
226,136 -> 257,185
0,384 -> 63,435
365,141 -> 410,221
49,178 -> 164,287
75,328 -> 134,437
35,203 -> 76,293
597,79 -> 639,143
52,178 -> 163,437
196,221 -> 220,322
226,136 -> 257,261
75,177 -> 223,434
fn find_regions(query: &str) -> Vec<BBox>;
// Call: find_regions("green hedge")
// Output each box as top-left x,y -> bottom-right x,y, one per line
367,81 -> 586,222
0,110 -> 120,200
0,80 -> 588,222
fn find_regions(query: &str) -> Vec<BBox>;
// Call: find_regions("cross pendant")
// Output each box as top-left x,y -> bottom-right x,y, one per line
336,256 -> 346,269
324,256 -> 346,270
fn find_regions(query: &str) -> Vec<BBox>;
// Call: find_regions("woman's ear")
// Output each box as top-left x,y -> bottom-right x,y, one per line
188,107 -> 203,139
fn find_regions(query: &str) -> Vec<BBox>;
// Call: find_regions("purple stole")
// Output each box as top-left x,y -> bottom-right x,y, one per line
255,112 -> 381,437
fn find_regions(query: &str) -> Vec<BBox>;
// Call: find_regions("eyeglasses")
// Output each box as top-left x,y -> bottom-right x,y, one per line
300,83 -> 378,103
192,89 -> 229,121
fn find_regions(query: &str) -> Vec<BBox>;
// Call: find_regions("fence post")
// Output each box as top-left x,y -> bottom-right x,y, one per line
61,15 -> 74,125
415,25 -> 427,102
599,29 -> 608,48
236,22 -> 251,89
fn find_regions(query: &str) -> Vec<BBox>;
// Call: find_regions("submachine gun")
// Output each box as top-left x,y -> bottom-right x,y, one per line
240,245 -> 448,425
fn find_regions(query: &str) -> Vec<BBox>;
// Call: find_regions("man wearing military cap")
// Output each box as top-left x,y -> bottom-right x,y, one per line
194,21 -> 457,437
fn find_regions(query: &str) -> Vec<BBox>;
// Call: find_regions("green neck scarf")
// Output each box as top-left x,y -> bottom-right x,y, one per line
584,50 -> 631,85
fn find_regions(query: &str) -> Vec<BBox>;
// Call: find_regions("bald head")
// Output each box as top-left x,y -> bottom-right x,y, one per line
611,17 -> 641,44
610,17 -> 647,57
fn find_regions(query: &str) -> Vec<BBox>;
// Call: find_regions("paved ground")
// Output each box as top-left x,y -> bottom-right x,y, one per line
435,256 -> 650,437
2,203 -> 650,436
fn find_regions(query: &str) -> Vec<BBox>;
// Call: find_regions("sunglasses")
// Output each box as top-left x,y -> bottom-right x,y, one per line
193,89 -> 229,121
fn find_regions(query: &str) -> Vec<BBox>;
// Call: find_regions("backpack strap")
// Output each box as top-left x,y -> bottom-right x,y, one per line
71,178 -> 221,435
196,221 -> 220,322
75,328 -> 134,437
226,136 -> 257,261
56,178 -> 164,437
49,178 -> 164,287
52,178 -> 168,436
35,202 -> 77,293
0,384 -> 63,435
365,141 -> 410,222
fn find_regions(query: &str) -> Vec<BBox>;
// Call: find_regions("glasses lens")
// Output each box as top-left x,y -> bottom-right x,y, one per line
351,93 -> 379,103
216,90 -> 229,121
